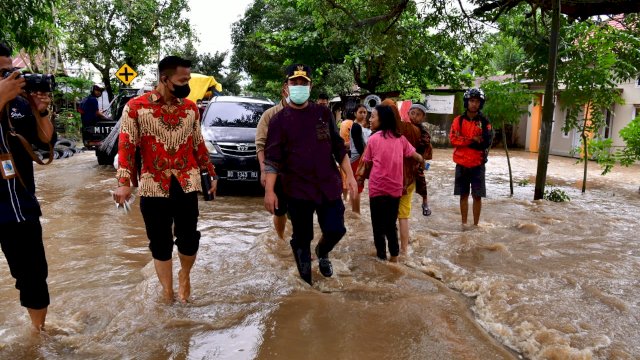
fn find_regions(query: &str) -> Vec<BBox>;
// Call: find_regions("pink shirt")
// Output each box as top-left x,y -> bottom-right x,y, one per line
362,131 -> 416,198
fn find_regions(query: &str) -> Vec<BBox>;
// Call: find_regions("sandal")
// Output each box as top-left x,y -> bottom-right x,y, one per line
422,203 -> 432,216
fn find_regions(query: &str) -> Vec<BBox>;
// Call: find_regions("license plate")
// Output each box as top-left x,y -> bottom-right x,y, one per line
226,170 -> 258,181
92,126 -> 115,134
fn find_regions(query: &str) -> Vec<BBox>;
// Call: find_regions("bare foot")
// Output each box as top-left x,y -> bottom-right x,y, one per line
389,256 -> 398,263
161,289 -> 175,304
178,269 -> 191,303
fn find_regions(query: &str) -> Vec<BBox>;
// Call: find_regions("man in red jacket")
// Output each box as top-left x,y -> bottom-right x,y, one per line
449,88 -> 493,226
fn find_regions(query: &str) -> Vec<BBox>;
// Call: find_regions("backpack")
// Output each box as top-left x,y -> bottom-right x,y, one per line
458,113 -> 493,164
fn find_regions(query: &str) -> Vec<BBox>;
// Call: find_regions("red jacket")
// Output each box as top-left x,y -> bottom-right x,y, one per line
449,113 -> 492,168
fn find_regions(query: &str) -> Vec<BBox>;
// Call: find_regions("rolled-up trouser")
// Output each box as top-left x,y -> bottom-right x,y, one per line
140,177 -> 200,261
0,220 -> 50,309
288,198 -> 346,258
369,195 -> 401,259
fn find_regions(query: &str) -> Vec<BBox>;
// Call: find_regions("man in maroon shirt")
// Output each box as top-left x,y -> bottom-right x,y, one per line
264,64 -> 357,285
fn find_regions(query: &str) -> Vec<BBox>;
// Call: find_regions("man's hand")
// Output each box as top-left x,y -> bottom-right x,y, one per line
208,179 -> 218,198
264,190 -> 279,214
27,91 -> 51,113
260,170 -> 267,187
113,186 -> 132,205
0,72 -> 25,107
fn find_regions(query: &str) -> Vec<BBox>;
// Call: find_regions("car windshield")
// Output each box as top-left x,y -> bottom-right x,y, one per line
203,102 -> 272,128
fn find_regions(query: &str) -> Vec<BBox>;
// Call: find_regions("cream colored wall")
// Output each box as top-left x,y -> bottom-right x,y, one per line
549,101 -> 575,157
513,79 -> 640,157
610,80 -> 640,147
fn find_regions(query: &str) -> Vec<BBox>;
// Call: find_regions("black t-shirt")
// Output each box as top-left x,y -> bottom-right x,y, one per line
80,95 -> 99,125
0,97 -> 53,224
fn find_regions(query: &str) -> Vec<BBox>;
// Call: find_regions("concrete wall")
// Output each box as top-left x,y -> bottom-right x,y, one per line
610,80 -> 640,148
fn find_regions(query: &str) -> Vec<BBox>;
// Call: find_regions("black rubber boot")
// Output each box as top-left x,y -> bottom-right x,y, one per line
315,244 -> 333,278
290,240 -> 312,285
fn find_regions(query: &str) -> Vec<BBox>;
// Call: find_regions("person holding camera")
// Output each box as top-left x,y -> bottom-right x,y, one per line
0,42 -> 55,332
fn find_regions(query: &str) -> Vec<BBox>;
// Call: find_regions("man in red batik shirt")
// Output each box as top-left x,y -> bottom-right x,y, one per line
113,56 -> 217,303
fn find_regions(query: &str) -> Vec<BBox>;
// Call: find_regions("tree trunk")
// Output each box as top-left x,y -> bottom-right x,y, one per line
503,128 -> 514,196
582,133 -> 588,193
534,0 -> 561,200
102,71 -> 115,102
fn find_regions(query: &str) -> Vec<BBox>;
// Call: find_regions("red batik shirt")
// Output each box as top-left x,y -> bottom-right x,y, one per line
116,90 -> 216,197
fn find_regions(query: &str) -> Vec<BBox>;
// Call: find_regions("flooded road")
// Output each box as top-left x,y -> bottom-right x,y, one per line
0,149 -> 638,359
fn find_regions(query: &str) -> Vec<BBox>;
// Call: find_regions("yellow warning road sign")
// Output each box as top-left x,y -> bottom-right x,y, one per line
115,64 -> 138,85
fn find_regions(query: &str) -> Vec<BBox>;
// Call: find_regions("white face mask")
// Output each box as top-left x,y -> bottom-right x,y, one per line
288,85 -> 310,105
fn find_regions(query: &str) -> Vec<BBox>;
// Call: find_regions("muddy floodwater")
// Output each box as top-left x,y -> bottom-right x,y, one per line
0,149 -> 638,359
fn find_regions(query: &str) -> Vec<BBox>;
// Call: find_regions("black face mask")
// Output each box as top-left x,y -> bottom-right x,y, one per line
168,80 -> 190,99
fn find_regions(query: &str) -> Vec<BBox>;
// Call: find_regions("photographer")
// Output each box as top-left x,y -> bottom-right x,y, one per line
0,42 -> 55,332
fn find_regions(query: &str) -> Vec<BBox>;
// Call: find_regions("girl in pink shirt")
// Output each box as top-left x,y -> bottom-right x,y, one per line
361,105 -> 423,262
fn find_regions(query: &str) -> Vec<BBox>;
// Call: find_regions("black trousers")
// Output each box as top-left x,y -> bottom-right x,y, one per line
140,177 -> 200,261
369,196 -> 401,259
288,198 -> 346,259
0,219 -> 50,309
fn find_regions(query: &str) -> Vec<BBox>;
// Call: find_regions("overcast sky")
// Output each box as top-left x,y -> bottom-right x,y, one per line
187,0 -> 254,59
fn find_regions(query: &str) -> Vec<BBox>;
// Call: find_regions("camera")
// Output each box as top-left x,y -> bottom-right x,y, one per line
1,69 -> 56,93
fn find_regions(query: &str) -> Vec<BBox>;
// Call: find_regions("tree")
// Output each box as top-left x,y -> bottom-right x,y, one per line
559,21 -> 639,193
0,0 -> 59,52
170,41 -> 242,96
61,0 -> 192,101
474,32 -> 528,77
231,0 -> 477,97
481,80 -> 532,196
617,115 -> 640,166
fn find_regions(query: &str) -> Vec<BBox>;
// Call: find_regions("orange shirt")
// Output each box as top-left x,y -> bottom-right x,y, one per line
339,119 -> 353,145
449,114 -> 486,168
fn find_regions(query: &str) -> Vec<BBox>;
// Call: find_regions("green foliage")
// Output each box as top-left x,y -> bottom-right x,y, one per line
60,0 -> 192,100
517,178 -> 529,187
474,32 -> 527,77
543,188 -> 570,202
171,41 -> 242,96
231,0 -> 477,96
587,138 -> 615,175
56,110 -> 82,141
53,75 -> 93,140
55,75 -> 93,104
617,115 -> 640,166
0,0 -> 59,52
481,80 -> 531,129
399,87 -> 423,102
